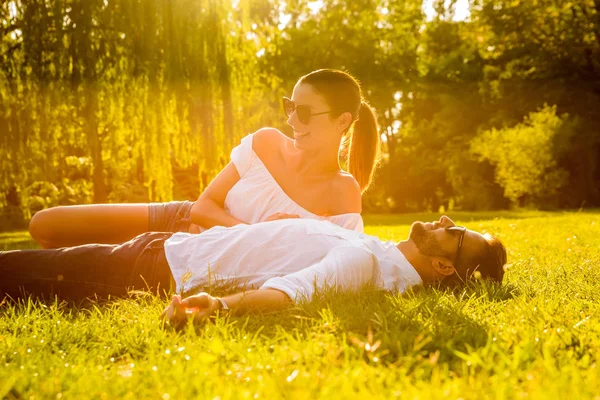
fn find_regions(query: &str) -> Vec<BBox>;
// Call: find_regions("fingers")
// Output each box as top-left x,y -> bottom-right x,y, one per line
278,213 -> 299,219
161,294 -> 193,326
265,213 -> 280,221
169,295 -> 185,316
181,292 -> 213,308
161,293 -> 222,329
160,294 -> 182,320
192,309 -> 214,323
267,212 -> 300,221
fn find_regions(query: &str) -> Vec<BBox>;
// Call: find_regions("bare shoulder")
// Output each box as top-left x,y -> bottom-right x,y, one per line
328,172 -> 362,214
252,127 -> 288,157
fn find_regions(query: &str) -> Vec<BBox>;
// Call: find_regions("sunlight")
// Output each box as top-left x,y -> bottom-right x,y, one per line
278,12 -> 291,30
8,2 -> 22,40
423,0 -> 470,21
307,0 -> 324,15
8,1 -> 17,18
1,2 -> 598,395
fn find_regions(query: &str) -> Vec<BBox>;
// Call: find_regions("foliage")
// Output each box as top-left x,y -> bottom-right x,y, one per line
1,0 -> 600,225
1,211 -> 599,397
468,0 -> 600,208
376,0 -> 600,212
471,105 -> 576,207
0,0 -> 271,215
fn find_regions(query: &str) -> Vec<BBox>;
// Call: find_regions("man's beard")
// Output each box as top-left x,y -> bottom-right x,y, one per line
409,222 -> 447,258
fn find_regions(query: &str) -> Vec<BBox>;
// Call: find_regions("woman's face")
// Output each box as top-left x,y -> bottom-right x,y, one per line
286,83 -> 349,151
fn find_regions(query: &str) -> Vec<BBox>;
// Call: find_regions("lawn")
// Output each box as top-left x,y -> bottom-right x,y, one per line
1,211 -> 599,399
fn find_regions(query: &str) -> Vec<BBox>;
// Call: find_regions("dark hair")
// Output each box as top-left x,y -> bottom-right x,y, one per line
298,69 -> 381,193
442,234 -> 508,287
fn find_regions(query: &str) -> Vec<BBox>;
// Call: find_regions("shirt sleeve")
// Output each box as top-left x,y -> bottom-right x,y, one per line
259,246 -> 377,303
230,134 -> 255,178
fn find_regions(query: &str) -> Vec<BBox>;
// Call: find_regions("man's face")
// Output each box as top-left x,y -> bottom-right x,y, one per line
409,216 -> 487,264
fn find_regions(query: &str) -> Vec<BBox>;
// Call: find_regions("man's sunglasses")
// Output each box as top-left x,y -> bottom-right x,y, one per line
445,226 -> 466,266
282,97 -> 331,125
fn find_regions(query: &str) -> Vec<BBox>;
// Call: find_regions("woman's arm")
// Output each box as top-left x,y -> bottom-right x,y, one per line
189,162 -> 248,229
190,160 -> 301,231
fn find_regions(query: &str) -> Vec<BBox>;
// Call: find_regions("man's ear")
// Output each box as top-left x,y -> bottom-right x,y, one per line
431,258 -> 456,277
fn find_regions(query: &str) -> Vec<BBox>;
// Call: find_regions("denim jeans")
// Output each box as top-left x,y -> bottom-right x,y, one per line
0,232 -> 175,302
148,201 -> 194,232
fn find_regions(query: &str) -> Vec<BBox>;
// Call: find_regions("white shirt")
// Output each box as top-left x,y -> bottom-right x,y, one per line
164,219 -> 422,303
221,133 -> 364,232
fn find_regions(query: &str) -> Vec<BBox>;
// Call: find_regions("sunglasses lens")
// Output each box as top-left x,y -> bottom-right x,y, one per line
283,98 -> 295,117
282,98 -> 313,124
296,105 -> 311,124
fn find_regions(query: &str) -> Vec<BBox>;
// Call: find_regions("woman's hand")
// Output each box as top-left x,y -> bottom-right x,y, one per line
188,223 -> 202,234
160,293 -> 222,328
264,212 -> 301,222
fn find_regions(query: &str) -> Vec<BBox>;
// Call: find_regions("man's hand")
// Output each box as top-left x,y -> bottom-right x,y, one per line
160,293 -> 221,328
264,212 -> 300,222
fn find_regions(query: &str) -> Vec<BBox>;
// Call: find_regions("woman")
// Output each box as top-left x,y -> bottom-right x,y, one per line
29,69 -> 381,249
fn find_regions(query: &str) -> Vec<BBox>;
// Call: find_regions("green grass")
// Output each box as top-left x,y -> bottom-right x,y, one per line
1,211 -> 600,399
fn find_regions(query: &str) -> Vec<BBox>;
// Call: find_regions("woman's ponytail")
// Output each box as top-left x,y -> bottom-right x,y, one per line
348,101 -> 380,193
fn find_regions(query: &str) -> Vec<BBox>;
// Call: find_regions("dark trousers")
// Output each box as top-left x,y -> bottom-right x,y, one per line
0,232 -> 175,302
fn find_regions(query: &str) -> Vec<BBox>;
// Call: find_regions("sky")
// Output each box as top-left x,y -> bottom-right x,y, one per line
423,0 -> 471,21
304,0 -> 471,22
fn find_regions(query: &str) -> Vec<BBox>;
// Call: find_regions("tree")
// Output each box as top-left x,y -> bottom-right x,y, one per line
471,105 -> 576,207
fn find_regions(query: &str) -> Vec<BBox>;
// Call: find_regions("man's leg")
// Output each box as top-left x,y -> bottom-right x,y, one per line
0,232 -> 174,301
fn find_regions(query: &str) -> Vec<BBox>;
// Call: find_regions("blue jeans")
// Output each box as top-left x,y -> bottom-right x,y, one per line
148,201 -> 194,232
0,232 -> 175,302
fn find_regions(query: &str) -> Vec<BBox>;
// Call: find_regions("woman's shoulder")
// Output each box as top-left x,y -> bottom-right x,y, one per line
251,127 -> 292,162
328,172 -> 362,214
252,127 -> 288,149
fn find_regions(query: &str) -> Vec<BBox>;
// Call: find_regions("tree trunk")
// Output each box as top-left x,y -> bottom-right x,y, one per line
86,84 -> 106,203
217,24 -> 234,149
72,0 -> 106,203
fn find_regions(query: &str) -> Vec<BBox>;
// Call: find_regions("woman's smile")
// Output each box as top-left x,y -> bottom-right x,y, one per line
293,131 -> 311,139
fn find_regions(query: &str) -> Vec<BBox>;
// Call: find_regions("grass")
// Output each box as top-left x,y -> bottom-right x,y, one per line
1,210 -> 599,399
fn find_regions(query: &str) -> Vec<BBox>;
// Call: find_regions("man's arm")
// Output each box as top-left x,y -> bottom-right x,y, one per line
259,246 -> 376,303
161,289 -> 292,326
161,246 -> 376,326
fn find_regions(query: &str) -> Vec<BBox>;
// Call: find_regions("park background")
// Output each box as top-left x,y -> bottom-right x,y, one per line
1,0 -> 599,230
1,2 -> 600,398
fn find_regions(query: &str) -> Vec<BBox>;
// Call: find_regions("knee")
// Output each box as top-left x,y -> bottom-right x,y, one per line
29,209 -> 56,248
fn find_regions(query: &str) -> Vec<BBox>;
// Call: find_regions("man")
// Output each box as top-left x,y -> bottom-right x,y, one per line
0,216 -> 507,325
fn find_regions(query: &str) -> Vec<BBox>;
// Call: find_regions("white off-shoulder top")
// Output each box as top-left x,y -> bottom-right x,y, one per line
222,133 -> 364,232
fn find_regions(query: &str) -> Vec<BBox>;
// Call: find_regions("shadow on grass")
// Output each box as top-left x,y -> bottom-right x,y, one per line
223,281 -> 519,365
443,280 -> 521,302
2,280 -> 520,368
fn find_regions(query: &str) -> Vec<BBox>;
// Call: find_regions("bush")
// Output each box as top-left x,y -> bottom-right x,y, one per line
471,105 -> 576,208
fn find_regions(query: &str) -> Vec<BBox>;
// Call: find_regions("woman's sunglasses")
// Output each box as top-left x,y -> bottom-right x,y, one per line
282,97 -> 331,125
